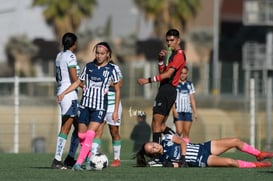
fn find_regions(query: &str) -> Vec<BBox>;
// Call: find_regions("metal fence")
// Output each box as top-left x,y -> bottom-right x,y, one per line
0,60 -> 272,153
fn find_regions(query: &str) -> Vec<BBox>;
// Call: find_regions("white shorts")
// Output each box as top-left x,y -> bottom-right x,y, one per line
60,96 -> 78,117
104,102 -> 122,126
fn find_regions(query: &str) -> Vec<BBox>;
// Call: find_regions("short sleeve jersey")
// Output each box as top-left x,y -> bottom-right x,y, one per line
161,49 -> 186,87
55,50 -> 78,100
159,134 -> 182,163
175,80 -> 195,113
79,61 -> 119,110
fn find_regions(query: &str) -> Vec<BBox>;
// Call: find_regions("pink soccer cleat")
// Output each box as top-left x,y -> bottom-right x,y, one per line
256,151 -> 273,161
253,161 -> 272,168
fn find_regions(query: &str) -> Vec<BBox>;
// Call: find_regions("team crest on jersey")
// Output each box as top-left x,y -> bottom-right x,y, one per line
178,50 -> 183,54
166,141 -> 174,147
103,70 -> 110,77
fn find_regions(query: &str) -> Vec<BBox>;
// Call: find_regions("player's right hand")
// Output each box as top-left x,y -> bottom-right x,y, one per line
57,94 -> 64,102
158,49 -> 167,61
137,78 -> 148,85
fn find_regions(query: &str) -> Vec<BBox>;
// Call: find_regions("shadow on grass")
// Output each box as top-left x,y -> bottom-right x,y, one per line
258,170 -> 273,174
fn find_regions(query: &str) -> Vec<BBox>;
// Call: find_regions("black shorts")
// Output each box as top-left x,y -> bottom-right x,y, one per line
153,84 -> 177,116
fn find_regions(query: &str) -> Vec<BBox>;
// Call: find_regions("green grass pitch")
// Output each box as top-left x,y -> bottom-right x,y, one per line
0,151 -> 272,181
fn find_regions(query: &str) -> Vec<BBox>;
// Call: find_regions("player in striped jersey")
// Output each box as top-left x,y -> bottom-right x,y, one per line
135,133 -> 273,168
51,32 -> 80,169
91,61 -> 123,167
173,66 -> 198,143
57,42 -> 120,171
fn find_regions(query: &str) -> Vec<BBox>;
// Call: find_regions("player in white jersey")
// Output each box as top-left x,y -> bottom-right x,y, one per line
52,32 -> 80,169
135,132 -> 273,168
91,61 -> 123,167
57,42 -> 120,171
172,66 -> 197,143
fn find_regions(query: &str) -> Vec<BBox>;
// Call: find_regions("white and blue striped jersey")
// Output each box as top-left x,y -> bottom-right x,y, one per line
160,133 -> 210,167
107,63 -> 123,112
185,142 -> 211,167
175,80 -> 195,113
79,62 -> 119,110
55,50 -> 78,100
184,143 -> 200,164
159,134 -> 182,163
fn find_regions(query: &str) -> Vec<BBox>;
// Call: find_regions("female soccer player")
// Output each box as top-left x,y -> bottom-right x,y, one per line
91,60 -> 123,167
135,133 -> 273,168
57,42 -> 120,171
52,32 -> 80,169
173,66 -> 198,143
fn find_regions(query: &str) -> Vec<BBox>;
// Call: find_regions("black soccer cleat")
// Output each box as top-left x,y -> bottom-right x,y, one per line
51,159 -> 67,170
64,155 -> 76,169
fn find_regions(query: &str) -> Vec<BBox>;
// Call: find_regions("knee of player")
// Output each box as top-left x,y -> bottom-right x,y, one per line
230,137 -> 242,145
226,158 -> 238,167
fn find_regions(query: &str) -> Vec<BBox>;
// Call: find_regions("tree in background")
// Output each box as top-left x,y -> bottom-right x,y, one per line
5,35 -> 39,77
134,0 -> 200,39
32,0 -> 97,40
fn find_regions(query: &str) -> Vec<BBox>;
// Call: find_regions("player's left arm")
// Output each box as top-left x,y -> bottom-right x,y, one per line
172,135 -> 186,156
69,67 -> 78,82
172,135 -> 188,167
190,93 -> 198,121
112,82 -> 120,122
111,67 -> 121,122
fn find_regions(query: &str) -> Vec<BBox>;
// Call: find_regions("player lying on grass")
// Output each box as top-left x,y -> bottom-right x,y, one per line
135,133 -> 273,168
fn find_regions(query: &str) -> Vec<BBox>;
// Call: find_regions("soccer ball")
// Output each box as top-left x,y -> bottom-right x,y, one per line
90,153 -> 108,170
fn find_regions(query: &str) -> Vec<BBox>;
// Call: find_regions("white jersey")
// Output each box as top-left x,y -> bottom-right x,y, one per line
107,63 -> 123,112
175,80 -> 195,113
55,50 -> 78,100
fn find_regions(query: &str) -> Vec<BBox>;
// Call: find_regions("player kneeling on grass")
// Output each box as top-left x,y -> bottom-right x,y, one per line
135,133 -> 273,168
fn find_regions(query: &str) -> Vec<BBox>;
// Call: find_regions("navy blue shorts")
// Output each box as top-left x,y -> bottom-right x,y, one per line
173,112 -> 192,122
78,106 -> 106,125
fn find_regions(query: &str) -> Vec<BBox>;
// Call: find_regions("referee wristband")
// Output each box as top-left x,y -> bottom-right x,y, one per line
155,75 -> 162,82
148,75 -> 162,83
158,61 -> 164,66
148,77 -> 152,83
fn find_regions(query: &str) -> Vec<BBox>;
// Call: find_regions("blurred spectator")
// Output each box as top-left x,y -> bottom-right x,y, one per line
130,111 -> 151,152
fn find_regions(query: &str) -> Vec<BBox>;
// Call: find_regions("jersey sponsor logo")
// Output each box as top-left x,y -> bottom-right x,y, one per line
90,76 -> 102,82
90,81 -> 103,87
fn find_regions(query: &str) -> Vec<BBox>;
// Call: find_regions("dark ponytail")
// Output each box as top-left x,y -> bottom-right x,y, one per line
62,32 -> 77,51
134,143 -> 148,167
